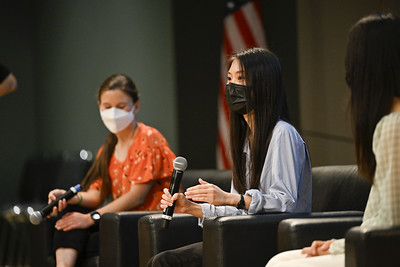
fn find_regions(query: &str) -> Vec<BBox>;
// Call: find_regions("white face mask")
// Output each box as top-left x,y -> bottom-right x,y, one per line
100,107 -> 135,133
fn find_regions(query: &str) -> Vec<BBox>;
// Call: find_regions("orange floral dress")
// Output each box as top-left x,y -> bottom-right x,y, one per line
89,123 -> 176,211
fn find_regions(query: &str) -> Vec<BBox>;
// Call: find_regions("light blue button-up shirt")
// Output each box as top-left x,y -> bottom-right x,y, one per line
200,120 -> 312,221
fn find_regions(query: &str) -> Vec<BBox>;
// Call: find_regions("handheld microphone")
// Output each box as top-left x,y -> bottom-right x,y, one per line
29,184 -> 82,225
162,156 -> 188,228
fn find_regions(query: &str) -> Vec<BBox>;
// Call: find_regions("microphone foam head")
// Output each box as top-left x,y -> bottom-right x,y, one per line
173,156 -> 188,171
29,211 -> 43,225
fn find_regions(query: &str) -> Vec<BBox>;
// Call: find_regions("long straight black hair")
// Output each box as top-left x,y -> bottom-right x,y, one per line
346,14 -> 400,183
228,48 -> 290,194
81,74 -> 139,201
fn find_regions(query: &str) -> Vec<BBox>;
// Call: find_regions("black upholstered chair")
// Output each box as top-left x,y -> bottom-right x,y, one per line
277,217 -> 400,267
99,169 -> 232,267
137,165 -> 371,267
277,216 -> 363,252
29,169 -> 232,267
345,225 -> 400,267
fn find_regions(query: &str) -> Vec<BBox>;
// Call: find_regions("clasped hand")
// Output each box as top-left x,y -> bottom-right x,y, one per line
48,189 -> 92,231
301,240 -> 333,257
48,189 -> 68,216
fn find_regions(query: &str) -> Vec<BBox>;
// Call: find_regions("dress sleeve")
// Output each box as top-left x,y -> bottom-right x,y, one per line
129,130 -> 176,184
200,203 -> 247,218
376,115 -> 400,225
89,178 -> 102,191
329,238 -> 345,255
246,126 -> 311,214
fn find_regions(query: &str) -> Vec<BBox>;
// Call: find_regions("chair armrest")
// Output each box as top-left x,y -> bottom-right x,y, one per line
203,211 -> 363,267
137,213 -> 202,267
277,216 -> 363,252
203,213 -> 309,267
99,211 -> 160,267
345,225 -> 400,267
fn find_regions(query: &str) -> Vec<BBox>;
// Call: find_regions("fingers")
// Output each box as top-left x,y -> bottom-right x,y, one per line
301,247 -> 311,256
318,240 -> 332,255
48,206 -> 58,218
162,188 -> 181,201
48,191 -> 56,204
320,242 -> 329,250
55,214 -> 68,230
185,184 -> 211,195
198,178 -> 208,185
186,178 -> 212,192
48,197 -> 67,217
58,199 -> 63,212
301,241 -> 331,257
55,212 -> 87,231
310,241 -> 318,256
311,240 -> 323,256
185,183 -> 218,201
163,188 -> 171,197
55,216 -> 73,231
184,191 -> 210,201
48,189 -> 66,204
160,188 -> 179,209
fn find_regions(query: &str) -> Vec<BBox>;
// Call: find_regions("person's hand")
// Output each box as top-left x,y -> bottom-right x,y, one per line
184,178 -> 228,206
301,240 -> 333,257
55,212 -> 93,231
160,188 -> 193,213
48,189 -> 68,216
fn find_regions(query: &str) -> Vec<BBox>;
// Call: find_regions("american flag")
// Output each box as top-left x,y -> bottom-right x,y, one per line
217,0 -> 267,169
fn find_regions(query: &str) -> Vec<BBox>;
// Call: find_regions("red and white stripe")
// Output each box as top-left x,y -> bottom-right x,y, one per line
217,0 -> 267,169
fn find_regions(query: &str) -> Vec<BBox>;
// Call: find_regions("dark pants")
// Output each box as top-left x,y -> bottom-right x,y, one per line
53,205 -> 99,263
147,242 -> 203,267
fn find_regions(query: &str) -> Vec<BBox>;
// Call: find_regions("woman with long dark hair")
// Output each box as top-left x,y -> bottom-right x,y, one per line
266,13 -> 400,267
148,47 -> 312,267
48,74 -> 176,267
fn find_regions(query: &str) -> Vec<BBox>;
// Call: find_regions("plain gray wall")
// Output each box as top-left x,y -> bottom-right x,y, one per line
0,1 -> 37,205
298,0 -> 400,166
0,0 -> 177,205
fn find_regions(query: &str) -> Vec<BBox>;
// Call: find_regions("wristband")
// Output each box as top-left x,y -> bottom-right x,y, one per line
76,193 -> 83,205
236,194 -> 245,209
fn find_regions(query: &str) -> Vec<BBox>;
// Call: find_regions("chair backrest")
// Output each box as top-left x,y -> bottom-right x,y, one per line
53,150 -> 92,190
181,169 -> 232,192
311,165 -> 371,212
17,151 -> 92,204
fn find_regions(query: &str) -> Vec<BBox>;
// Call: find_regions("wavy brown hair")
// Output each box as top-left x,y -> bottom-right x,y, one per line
346,14 -> 400,183
227,48 -> 290,194
81,74 -> 139,201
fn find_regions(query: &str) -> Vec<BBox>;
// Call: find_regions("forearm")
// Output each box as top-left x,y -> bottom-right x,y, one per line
245,189 -> 298,214
69,190 -> 102,209
183,201 -> 204,218
194,193 -> 252,219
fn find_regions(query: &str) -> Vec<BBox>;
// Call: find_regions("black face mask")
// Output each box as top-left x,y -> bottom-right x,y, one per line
225,83 -> 252,115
